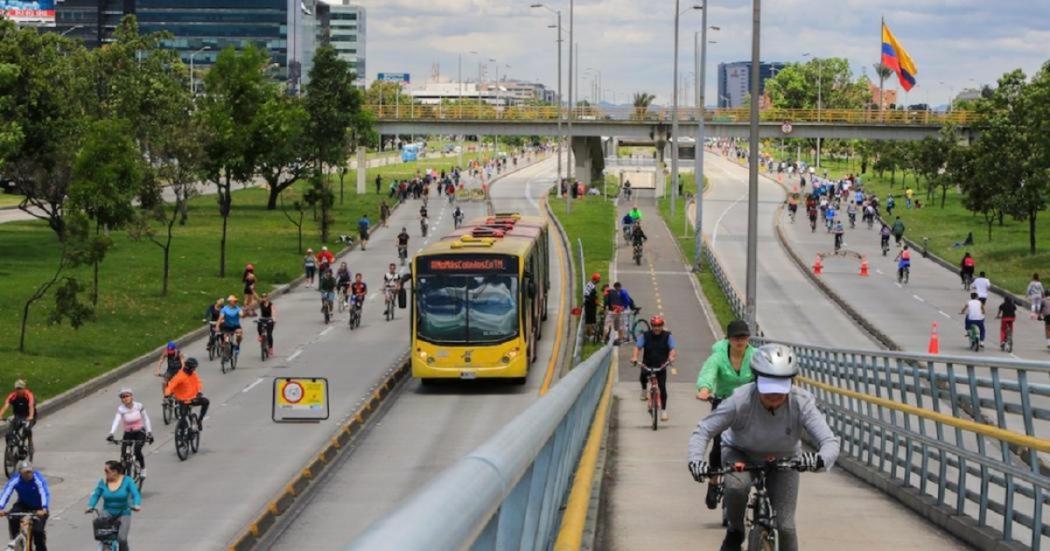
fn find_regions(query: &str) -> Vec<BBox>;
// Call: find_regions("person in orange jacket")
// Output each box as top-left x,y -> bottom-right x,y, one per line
163,358 -> 209,431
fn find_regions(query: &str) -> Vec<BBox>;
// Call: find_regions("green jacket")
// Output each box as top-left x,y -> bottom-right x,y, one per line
696,339 -> 755,399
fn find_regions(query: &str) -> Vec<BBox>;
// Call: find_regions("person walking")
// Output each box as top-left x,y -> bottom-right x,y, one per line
1027,274 -> 1044,320
303,249 -> 317,288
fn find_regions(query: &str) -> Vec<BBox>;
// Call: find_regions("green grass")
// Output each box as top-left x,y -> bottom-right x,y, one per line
0,193 -> 23,208
818,158 -> 1050,295
656,173 -> 736,330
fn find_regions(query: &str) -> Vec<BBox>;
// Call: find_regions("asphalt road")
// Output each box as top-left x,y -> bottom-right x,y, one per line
35,171 -> 492,549
265,158 -> 569,549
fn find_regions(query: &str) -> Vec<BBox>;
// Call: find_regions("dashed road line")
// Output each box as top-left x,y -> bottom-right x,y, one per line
938,310 -> 952,319
320,326 -> 334,336
241,377 -> 266,393
287,349 -> 303,362
913,294 -> 925,303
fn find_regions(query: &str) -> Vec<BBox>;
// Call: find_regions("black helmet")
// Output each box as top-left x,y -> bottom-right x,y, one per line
184,357 -> 199,371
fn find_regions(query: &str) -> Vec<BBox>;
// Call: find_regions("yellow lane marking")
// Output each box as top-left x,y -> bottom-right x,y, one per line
540,196 -> 569,396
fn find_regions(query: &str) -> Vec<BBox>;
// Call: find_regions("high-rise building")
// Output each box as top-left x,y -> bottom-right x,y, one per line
319,0 -> 365,88
717,61 -> 786,108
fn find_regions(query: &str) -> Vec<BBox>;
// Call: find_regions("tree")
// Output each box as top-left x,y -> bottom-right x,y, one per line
765,58 -> 871,110
632,92 -> 655,120
303,173 -> 335,242
198,45 -> 274,276
253,94 -> 310,209
280,188 -> 308,253
1013,64 -> 1050,255
68,117 -> 145,305
872,63 -> 893,109
365,80 -> 413,107
0,60 -> 21,170
305,44 -> 362,175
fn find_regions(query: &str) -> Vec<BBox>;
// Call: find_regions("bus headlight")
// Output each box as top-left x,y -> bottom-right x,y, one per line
501,356 -> 511,364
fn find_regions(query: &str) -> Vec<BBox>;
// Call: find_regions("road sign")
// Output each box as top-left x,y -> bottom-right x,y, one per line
781,122 -> 793,135
272,377 -> 329,422
378,72 -> 410,83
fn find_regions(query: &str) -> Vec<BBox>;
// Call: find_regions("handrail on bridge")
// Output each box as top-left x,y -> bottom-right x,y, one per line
366,104 -> 977,125
348,345 -> 613,550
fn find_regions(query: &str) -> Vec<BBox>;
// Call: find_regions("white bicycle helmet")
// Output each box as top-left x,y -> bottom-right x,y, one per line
750,344 -> 798,379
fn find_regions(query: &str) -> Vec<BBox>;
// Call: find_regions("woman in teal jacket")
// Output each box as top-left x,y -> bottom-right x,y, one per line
85,460 -> 141,551
695,320 -> 756,509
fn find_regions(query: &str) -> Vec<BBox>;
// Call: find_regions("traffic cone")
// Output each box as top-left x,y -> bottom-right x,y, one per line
859,257 -> 870,276
928,322 -> 940,355
812,255 -> 823,275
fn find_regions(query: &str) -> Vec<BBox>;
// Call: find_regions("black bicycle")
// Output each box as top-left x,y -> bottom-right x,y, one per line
160,392 -> 176,426
256,319 -> 272,362
348,296 -> 363,330
108,436 -> 148,490
204,320 -> 219,361
173,401 -> 200,461
219,330 -> 238,373
3,418 -> 33,478
700,458 -> 810,551
632,243 -> 643,266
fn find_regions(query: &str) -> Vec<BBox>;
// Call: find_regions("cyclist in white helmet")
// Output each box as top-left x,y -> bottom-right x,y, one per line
687,344 -> 840,551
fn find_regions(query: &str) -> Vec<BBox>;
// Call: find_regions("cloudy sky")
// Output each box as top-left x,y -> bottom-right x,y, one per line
351,0 -> 1049,107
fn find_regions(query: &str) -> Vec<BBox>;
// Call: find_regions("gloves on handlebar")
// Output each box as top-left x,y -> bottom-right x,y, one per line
796,452 -> 825,472
105,434 -> 115,443
146,432 -> 154,444
688,460 -> 709,482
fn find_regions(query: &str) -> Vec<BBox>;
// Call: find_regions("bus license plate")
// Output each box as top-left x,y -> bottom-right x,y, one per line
459,371 -> 477,380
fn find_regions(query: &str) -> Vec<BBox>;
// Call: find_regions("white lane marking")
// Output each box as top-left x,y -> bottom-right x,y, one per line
288,350 -> 303,362
913,294 -> 925,303
321,326 -> 334,336
711,191 -> 748,248
938,310 -> 952,319
241,377 -> 266,393
895,282 -> 902,288
875,269 -> 884,275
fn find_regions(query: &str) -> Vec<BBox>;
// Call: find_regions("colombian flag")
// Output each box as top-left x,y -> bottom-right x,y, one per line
881,22 -> 917,91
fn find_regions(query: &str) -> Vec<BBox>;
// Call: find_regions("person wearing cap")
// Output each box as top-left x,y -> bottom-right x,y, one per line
583,273 -> 601,339
0,460 -> 50,550
164,358 -> 209,431
107,389 -> 153,479
154,341 -> 184,392
695,320 -> 758,509
216,295 -> 244,351
688,344 -> 840,551
304,248 -> 317,287
316,246 -> 334,272
1,380 -> 36,452
630,315 -> 677,421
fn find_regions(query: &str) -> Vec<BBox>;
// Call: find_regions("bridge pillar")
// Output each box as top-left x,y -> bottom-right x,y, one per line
571,136 -> 605,187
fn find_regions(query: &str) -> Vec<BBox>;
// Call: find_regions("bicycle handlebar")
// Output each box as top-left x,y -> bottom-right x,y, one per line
703,458 -> 804,477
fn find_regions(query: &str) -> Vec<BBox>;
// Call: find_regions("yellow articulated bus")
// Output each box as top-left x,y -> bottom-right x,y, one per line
411,213 -> 551,383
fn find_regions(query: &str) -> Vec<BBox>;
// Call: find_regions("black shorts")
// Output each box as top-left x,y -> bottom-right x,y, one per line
584,301 -> 597,324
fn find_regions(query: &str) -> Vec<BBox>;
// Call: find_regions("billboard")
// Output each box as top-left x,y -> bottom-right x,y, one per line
2,0 -> 55,25
377,72 -> 410,83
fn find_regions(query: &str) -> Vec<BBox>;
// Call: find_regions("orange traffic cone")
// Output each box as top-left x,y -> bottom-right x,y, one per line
859,257 -> 870,276
812,255 -> 823,275
928,322 -> 940,355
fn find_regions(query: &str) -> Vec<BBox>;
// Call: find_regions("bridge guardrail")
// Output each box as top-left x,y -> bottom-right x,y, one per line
366,104 -> 977,125
347,345 -> 613,550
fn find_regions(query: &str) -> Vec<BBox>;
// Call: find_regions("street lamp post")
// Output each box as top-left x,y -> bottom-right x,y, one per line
189,46 -> 211,95
531,5 -> 564,187
745,0 -> 761,330
566,0 -> 574,213
671,2 -> 702,216
693,2 -> 718,271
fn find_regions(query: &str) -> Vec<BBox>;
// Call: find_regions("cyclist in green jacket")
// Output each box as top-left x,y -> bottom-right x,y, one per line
695,319 -> 756,510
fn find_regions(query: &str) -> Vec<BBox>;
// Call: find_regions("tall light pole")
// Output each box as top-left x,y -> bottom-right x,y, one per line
671,2 -> 702,216
470,50 -> 482,111
745,0 -> 761,330
566,0 -> 574,213
693,2 -> 718,271
189,46 -> 211,95
532,4 -> 564,186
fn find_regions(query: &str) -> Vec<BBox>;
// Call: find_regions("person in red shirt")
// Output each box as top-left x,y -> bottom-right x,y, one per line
1,380 -> 37,450
163,359 -> 209,431
315,246 -> 335,272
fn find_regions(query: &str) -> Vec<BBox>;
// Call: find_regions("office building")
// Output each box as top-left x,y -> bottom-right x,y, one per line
319,0 -> 365,87
405,77 -> 549,107
717,61 -> 786,108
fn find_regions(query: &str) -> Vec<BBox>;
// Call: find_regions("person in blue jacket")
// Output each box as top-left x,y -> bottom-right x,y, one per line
0,460 -> 50,550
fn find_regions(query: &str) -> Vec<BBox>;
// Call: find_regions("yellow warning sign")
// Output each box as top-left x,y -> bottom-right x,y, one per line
272,377 -> 329,421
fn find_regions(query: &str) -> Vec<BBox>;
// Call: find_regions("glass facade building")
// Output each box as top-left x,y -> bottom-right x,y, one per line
717,61 -> 786,108
319,1 -> 364,87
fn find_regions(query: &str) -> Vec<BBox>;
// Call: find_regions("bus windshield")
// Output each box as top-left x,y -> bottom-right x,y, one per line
416,274 -> 519,344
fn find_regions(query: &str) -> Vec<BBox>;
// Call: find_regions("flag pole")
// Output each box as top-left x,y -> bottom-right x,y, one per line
879,16 -> 885,121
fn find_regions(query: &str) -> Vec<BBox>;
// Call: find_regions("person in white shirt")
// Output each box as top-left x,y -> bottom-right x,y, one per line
960,292 -> 986,348
971,272 -> 992,304
106,389 -> 153,478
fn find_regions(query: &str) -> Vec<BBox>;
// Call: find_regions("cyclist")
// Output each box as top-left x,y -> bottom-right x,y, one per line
257,293 -> 276,356
358,215 -> 371,250
623,179 -> 632,199
688,344 -> 840,551
85,460 -> 141,551
452,205 -> 464,228
895,245 -> 912,282
396,228 -> 410,264
350,273 -> 368,315
106,389 -> 153,479
318,267 -> 337,317
382,263 -> 401,318
832,220 -> 845,252
630,315 -> 676,421
153,341 -> 183,391
890,216 -> 906,246
846,201 -> 857,227
628,206 -> 642,225
630,223 -> 647,255
164,358 -> 209,431
336,262 -> 352,308
316,246 -> 334,273
879,223 -> 891,253
695,320 -> 757,510
972,271 -> 991,304
806,202 -> 818,232
203,297 -> 223,351
621,212 -> 634,239
0,460 -> 49,551
960,292 -> 986,349
959,252 -> 975,287
824,204 -> 836,232
419,203 -> 429,222
215,295 -> 243,352
419,208 -> 429,237
995,295 -> 1017,351
0,380 -> 36,452
786,194 -> 798,221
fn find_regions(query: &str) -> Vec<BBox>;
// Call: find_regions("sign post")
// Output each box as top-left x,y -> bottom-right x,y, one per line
272,377 -> 330,422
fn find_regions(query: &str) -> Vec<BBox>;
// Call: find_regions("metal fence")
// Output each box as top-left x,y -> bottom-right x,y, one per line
699,239 -> 762,336
769,341 -> 1050,550
347,346 -> 613,550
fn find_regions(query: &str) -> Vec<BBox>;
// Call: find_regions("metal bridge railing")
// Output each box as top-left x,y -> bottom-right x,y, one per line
367,104 -> 977,125
769,340 -> 1050,550
348,345 -> 613,550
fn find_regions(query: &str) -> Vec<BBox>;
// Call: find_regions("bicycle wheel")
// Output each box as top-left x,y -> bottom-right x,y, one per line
650,386 -> 659,431
324,305 -> 330,324
207,337 -> 215,361
3,444 -> 16,478
162,399 -> 173,426
175,426 -> 190,461
189,415 -> 200,453
220,343 -> 230,374
747,525 -> 779,551
230,346 -> 238,370
632,319 -> 651,342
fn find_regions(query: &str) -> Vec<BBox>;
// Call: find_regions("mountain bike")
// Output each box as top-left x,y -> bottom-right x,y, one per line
90,509 -> 121,551
1001,319 -> 1013,353
701,458 -> 811,551
632,243 -> 643,266
338,285 -> 350,313
3,419 -> 32,478
3,511 -> 40,551
108,436 -> 147,491
420,217 -> 429,237
624,306 -> 648,343
639,362 -> 669,431
173,401 -> 200,461
897,265 -> 910,285
256,319 -> 272,361
968,322 -> 982,352
321,294 -> 333,325
219,330 -> 237,374
349,296 -> 363,330
961,271 -> 974,292
160,391 -> 175,426
204,321 -> 218,361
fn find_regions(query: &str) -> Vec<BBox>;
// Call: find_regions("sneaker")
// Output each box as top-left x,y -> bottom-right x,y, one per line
640,389 -> 648,401
140,468 -> 148,479
660,411 -> 669,421
269,347 -> 274,355
979,342 -> 985,349
720,529 -> 745,551
705,482 -> 720,510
